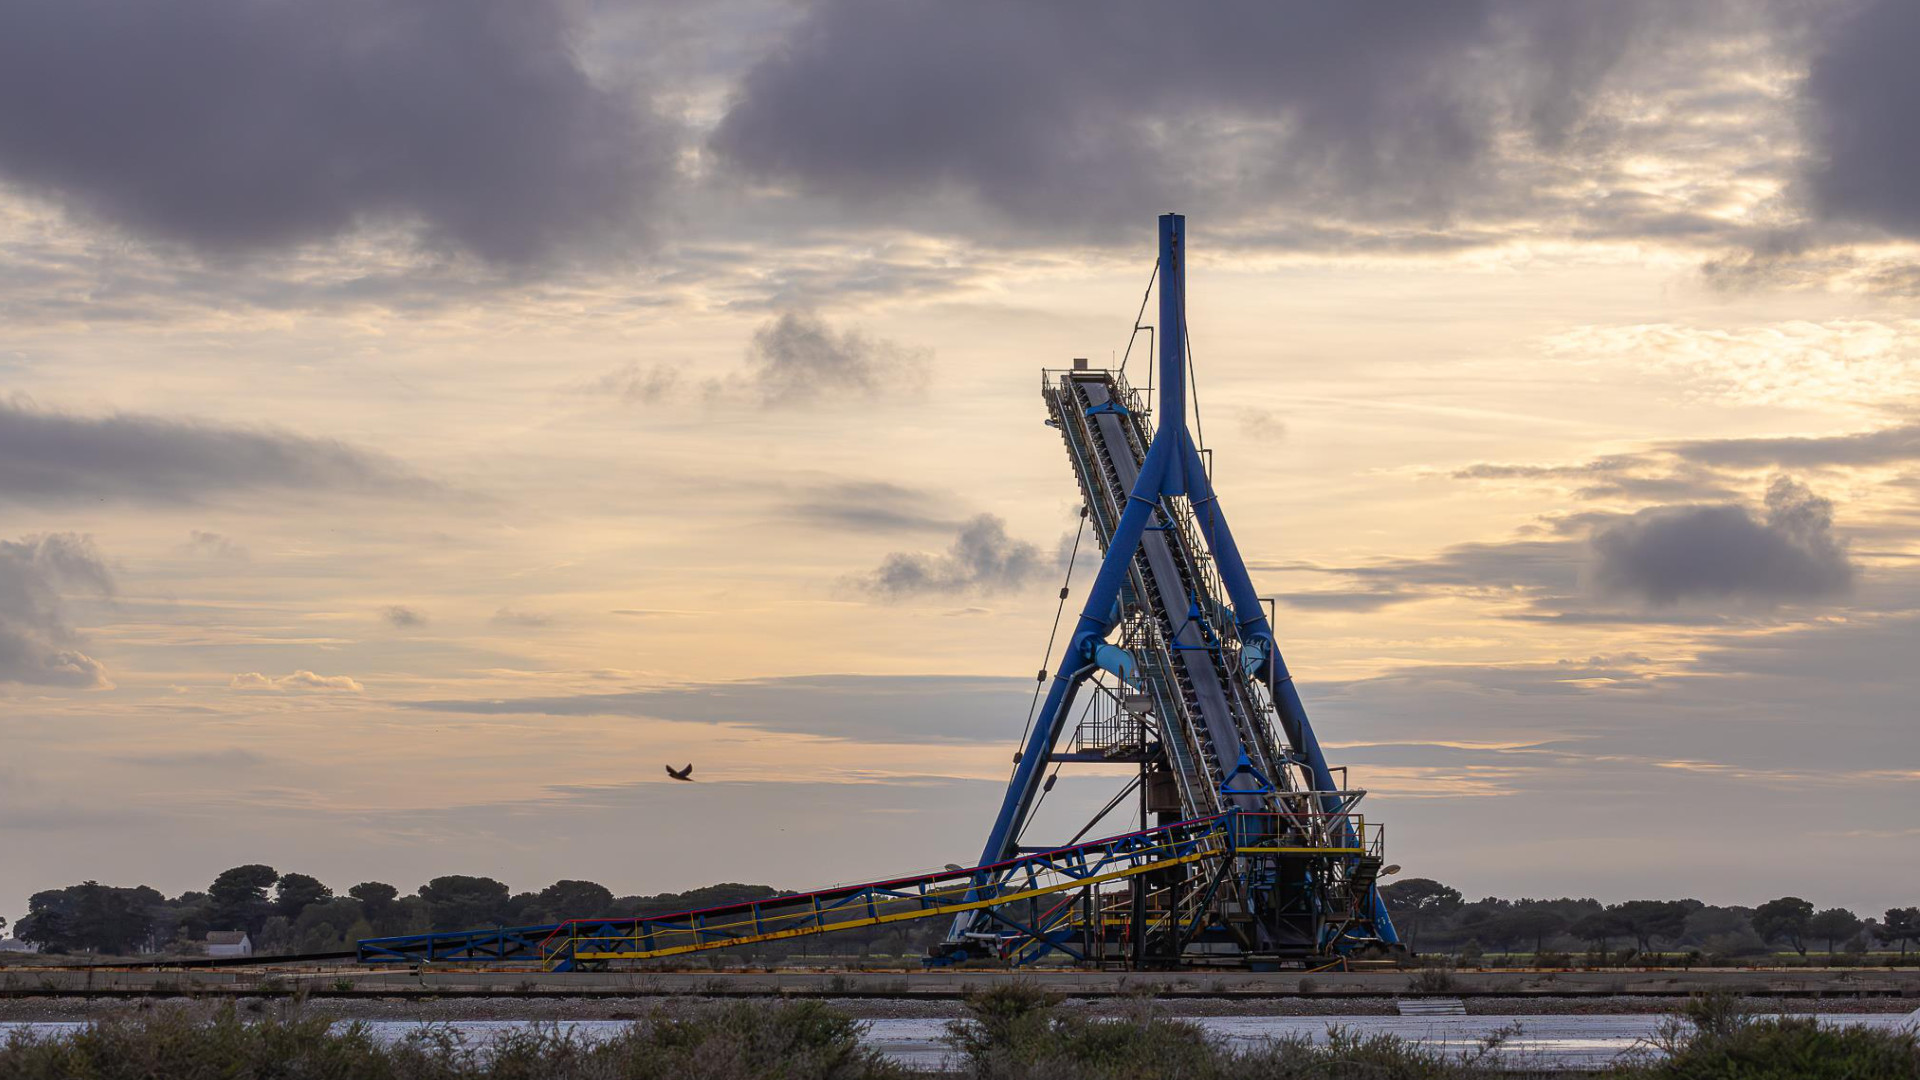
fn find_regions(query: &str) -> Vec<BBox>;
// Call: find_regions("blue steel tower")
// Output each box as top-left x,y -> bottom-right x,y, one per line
940,214 -> 1399,967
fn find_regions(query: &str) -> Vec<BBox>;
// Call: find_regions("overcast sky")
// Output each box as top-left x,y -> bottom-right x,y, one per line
4,0 -> 1918,925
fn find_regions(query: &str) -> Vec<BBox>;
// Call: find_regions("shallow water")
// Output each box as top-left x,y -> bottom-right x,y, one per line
4,1013 -> 1915,1070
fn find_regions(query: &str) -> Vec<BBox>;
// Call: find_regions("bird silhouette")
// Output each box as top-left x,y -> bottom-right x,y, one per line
665,764 -> 693,782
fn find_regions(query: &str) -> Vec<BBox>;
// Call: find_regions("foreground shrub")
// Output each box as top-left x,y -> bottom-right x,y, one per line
7,988 -> 1914,1080
946,985 -> 1521,1080
603,1000 -> 901,1080
1407,966 -> 1458,993
0,1001 -> 903,1080
1625,992 -> 1920,1080
946,982 -> 1063,1074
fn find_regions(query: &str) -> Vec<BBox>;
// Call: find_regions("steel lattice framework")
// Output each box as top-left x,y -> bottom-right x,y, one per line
935,214 -> 1398,967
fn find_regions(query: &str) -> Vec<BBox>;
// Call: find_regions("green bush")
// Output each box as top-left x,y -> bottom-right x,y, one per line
606,1000 -> 900,1080
947,984 -> 1507,1080
1408,965 -> 1458,992
0,1008 -> 400,1080
9,991 -> 1914,1080
1651,1018 -> 1920,1079
0,1001 -> 904,1080
948,982 -> 1222,1079
1624,993 -> 1920,1080
1238,1027 -> 1485,1080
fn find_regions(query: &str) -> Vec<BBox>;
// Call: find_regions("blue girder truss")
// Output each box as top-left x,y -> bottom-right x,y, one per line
360,815 -> 1235,970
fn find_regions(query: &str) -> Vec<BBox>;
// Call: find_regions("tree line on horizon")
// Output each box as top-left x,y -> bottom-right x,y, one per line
5,867 -> 786,958
1376,877 -> 1920,964
6,867 -> 1918,964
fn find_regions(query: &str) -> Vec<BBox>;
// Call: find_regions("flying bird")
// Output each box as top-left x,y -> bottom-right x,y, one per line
665,764 -> 693,782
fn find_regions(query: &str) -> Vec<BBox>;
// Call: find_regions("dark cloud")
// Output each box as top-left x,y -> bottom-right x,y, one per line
789,480 -> 958,534
1238,408 -> 1288,442
491,608 -> 552,629
381,605 -> 427,628
712,0 -> 1754,237
862,514 -> 1044,597
1297,477 -> 1856,617
1336,539 -> 1584,597
1277,590 -> 1419,613
1451,456 -> 1738,503
0,0 -> 672,263
1312,616 -> 1920,779
405,673 -> 1032,743
743,311 -> 926,404
1504,610 -> 1736,627
185,530 -> 249,562
1591,478 -> 1853,605
0,399 -> 438,505
0,533 -> 114,689
587,364 -> 684,405
1452,460 -> 1631,481
1804,0 -> 1920,237
1451,421 -> 1920,508
1667,423 -> 1920,470
583,313 -> 926,408
1573,474 -> 1743,503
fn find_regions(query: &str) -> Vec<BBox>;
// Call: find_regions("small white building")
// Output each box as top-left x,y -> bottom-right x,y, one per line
204,931 -> 252,958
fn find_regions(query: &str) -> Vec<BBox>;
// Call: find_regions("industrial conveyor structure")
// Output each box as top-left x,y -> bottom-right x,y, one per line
935,213 -> 1397,967
357,214 -> 1397,972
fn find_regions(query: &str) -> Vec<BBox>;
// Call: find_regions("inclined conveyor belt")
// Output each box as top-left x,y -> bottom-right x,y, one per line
1057,374 -> 1279,812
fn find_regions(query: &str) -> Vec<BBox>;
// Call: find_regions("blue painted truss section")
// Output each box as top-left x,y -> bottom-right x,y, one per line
360,815 -> 1236,970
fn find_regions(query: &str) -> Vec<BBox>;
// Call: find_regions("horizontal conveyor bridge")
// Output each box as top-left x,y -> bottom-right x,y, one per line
358,815 -> 1359,970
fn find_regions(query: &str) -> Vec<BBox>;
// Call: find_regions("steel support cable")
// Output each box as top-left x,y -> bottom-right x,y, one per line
1010,505 -> 1090,767
1116,258 -> 1160,379
1185,320 -> 1206,455
1015,698 -> 1087,844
